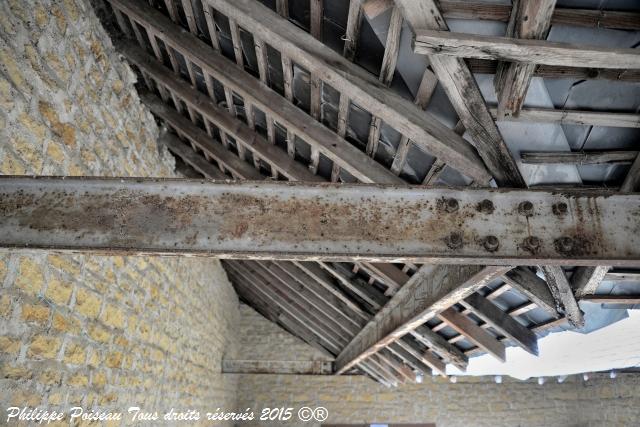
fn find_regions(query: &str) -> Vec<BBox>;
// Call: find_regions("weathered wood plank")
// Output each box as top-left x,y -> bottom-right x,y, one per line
122,43 -> 320,182
541,266 -> 584,328
414,30 -> 640,70
495,0 -> 556,118
207,0 -> 492,183
310,0 -> 323,40
364,1 -> 640,31
503,267 -> 558,317
491,108 -> 640,128
356,263 -> 469,370
471,60 -> 640,82
111,2 -> 403,184
579,295 -> 640,304
439,307 -> 506,361
604,270 -> 640,282
571,266 -> 610,298
334,265 -> 510,374
160,132 -> 227,179
521,151 -> 638,165
344,0 -> 363,61
621,155 -> 640,192
462,293 -> 538,355
395,0 -> 524,187
142,94 -> 263,180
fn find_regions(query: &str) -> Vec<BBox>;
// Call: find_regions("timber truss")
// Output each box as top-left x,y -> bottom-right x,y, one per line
6,0 -> 638,385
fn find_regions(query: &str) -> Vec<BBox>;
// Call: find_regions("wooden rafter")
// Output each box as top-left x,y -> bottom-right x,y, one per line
541,266 -> 584,329
395,0 -> 525,187
571,266 -> 610,298
334,265 -> 511,374
494,0 -> 556,118
206,0 -> 492,183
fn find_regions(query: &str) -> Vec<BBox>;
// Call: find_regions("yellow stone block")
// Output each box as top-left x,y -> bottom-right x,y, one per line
0,336 -> 21,355
0,48 -> 30,94
27,335 -> 61,360
12,136 -> 43,172
63,0 -> 79,21
1,364 -> 32,380
15,257 -> 45,296
45,278 -> 73,306
92,371 -> 107,388
105,351 -> 123,369
21,303 -> 51,325
0,258 -> 7,283
34,5 -> 48,28
0,294 -> 12,318
51,5 -> 67,33
64,342 -> 86,365
74,288 -> 101,318
101,304 -> 125,330
1,151 -> 27,175
51,312 -> 81,335
67,372 -> 89,387
39,370 -> 62,385
47,254 -> 81,276
18,113 -> 47,139
48,392 -> 63,405
46,140 -> 67,166
87,323 -> 111,344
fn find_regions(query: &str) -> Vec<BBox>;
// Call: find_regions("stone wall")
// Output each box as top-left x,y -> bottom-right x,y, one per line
0,0 -> 240,424
235,302 -> 640,427
236,304 -> 332,362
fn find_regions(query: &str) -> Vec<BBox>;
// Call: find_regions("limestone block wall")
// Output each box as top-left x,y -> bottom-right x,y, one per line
0,0 -> 239,423
236,304 -> 332,362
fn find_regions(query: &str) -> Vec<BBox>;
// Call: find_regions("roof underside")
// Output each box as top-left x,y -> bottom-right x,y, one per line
95,0 -> 640,385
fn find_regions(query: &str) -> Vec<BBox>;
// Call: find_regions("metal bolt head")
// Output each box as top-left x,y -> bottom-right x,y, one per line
522,236 -> 541,253
518,201 -> 534,216
446,232 -> 463,250
483,235 -> 499,252
445,198 -> 459,213
478,199 -> 494,214
555,236 -> 574,253
552,202 -> 568,216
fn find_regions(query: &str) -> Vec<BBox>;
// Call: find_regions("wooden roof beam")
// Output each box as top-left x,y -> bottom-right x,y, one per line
540,266 -> 585,328
491,107 -> 640,128
461,293 -> 538,355
205,0 -> 492,184
108,0 -> 403,184
521,151 -> 638,165
413,30 -> 640,69
438,307 -> 506,362
395,0 -> 525,187
160,133 -> 227,180
334,265 -> 511,374
494,0 -> 556,119
363,0 -> 640,31
503,267 -> 559,318
571,266 -> 610,298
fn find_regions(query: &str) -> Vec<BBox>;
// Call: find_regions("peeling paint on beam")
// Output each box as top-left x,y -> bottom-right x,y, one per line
1,177 -> 640,266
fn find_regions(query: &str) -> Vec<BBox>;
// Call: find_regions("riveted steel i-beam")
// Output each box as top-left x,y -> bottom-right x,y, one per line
1,177 -> 639,266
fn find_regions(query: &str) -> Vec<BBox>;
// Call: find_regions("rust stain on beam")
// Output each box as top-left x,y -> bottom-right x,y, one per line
1,177 -> 639,266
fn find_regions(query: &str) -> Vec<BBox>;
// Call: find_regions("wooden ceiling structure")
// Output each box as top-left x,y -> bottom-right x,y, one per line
96,0 -> 640,385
